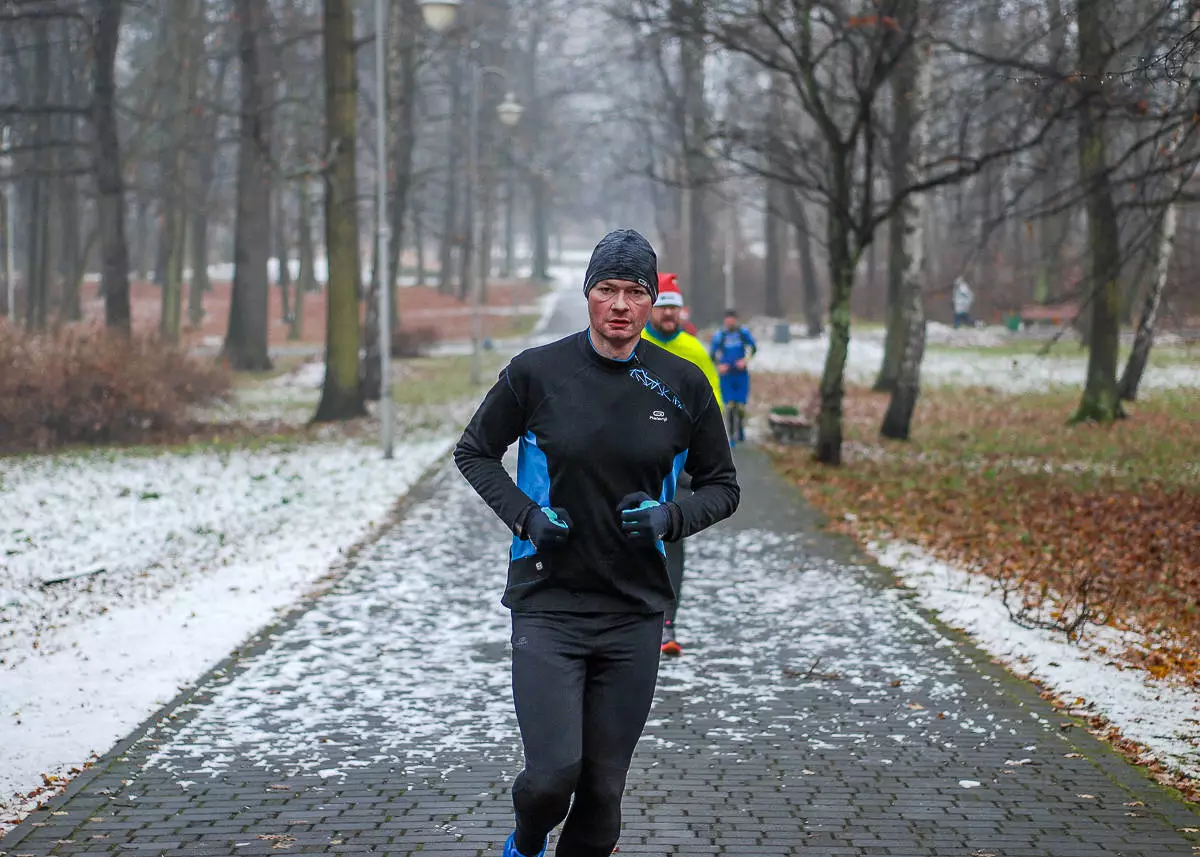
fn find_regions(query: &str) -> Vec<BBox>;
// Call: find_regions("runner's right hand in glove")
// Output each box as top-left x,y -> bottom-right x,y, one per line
522,505 -> 573,549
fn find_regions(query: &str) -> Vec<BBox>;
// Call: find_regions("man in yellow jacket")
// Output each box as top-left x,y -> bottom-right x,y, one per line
641,272 -> 724,657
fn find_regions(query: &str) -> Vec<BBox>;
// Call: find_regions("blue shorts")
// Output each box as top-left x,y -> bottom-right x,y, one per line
720,372 -> 750,405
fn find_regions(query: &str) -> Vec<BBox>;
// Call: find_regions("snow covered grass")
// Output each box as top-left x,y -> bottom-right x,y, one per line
750,323 -> 1200,392
871,540 -> 1200,784
0,434 -> 457,832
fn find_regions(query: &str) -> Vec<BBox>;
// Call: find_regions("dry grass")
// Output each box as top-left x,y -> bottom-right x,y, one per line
759,372 -> 1200,679
0,324 -> 232,454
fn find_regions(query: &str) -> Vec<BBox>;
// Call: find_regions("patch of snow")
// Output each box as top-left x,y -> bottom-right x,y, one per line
267,360 -> 329,390
870,540 -> 1200,780
0,436 -> 455,829
751,327 -> 1200,392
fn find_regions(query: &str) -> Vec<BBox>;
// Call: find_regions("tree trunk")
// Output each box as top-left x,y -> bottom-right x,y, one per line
94,0 -> 131,333
131,197 -> 149,281
875,37 -> 919,393
680,0 -> 714,325
0,188 -> 9,318
160,204 -> 186,342
152,213 -> 169,287
290,183 -> 315,342
188,208 -> 210,326
867,228 -> 880,310
160,1 -> 198,344
1035,0 -> 1070,304
275,187 -> 292,323
57,40 -> 84,324
762,70 -> 785,318
788,191 -> 822,338
223,0 -> 273,371
413,198 -> 427,286
815,205 -> 854,465
502,173 -> 516,279
314,0 -> 366,421
188,55 -> 229,327
26,172 -> 49,331
1072,0 -> 1123,424
459,154 -> 476,303
479,158 -> 498,308
65,228 -> 97,324
58,178 -> 83,323
25,20 -> 51,331
439,54 -> 465,295
524,4 -> 550,284
385,0 -> 421,331
763,183 -> 783,318
530,171 -> 551,281
882,32 -> 933,440
1118,203 -> 1176,401
362,199 -> 382,401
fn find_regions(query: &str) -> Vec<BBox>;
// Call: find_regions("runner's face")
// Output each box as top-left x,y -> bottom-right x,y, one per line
724,314 -> 738,330
587,279 -> 653,349
651,305 -> 680,334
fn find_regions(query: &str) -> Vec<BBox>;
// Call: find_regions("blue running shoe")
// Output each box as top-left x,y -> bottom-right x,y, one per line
503,832 -> 546,857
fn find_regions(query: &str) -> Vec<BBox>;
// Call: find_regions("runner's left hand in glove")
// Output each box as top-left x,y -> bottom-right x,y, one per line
617,492 -> 675,546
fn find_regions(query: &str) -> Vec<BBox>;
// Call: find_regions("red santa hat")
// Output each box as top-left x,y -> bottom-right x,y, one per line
655,272 -> 685,307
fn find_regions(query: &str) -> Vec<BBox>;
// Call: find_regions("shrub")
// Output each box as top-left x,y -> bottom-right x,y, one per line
391,325 -> 440,358
0,324 -> 232,452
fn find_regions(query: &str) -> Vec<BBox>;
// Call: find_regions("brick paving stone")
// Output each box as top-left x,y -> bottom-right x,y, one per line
3,449 -> 1200,856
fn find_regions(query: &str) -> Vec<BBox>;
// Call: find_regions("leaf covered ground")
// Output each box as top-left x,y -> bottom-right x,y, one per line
757,373 -> 1200,682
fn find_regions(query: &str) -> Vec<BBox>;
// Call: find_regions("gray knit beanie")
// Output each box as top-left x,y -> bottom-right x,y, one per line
582,229 -> 659,300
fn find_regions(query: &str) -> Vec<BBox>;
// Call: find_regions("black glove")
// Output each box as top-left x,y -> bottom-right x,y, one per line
617,492 -> 673,546
524,505 -> 573,549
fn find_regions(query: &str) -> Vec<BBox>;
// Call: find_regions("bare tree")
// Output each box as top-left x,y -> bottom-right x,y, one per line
159,0 -> 202,344
1072,0 -> 1127,423
223,0 -> 273,371
93,0 -> 131,333
881,19 -> 934,441
314,0 -> 366,421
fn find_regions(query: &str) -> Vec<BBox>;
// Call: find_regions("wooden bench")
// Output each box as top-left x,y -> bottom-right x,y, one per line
767,406 -> 814,445
1020,301 -> 1080,326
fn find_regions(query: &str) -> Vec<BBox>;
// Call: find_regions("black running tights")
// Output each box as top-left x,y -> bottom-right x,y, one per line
509,611 -> 662,857
664,540 -> 684,624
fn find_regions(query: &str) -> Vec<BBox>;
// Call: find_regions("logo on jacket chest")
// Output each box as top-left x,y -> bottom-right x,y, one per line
650,409 -> 668,422
628,367 -> 690,417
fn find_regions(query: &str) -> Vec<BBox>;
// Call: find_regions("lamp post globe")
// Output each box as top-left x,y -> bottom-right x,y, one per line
497,92 -> 523,127
418,0 -> 460,32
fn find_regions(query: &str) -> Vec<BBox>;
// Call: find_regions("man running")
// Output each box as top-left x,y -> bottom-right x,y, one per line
454,229 -> 740,857
710,308 -> 758,446
641,272 -> 723,657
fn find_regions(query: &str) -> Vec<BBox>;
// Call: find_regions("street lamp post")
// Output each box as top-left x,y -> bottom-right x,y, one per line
367,0 -> 464,457
417,0 -> 520,387
466,76 -> 522,386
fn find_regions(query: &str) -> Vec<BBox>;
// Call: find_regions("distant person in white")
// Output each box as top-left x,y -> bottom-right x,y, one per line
953,276 -> 974,329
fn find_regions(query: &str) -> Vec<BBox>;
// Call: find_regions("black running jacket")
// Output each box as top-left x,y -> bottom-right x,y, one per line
454,330 -> 740,614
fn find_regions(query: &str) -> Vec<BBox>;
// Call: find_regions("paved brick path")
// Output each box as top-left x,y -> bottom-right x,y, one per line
4,448 -> 1199,856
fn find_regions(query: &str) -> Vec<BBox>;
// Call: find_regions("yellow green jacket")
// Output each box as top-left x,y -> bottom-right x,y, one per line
642,326 -> 724,414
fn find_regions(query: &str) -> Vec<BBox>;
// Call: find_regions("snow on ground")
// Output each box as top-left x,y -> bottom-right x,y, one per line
0,434 -> 456,829
870,540 -> 1200,779
751,324 -> 1200,392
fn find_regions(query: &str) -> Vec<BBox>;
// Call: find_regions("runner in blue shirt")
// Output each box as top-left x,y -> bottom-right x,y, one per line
709,309 -> 757,446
